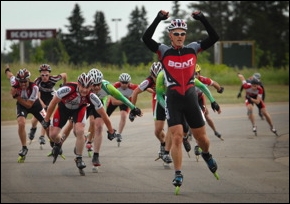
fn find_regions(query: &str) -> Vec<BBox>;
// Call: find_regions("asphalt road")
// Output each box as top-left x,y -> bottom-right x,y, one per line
1,103 -> 289,203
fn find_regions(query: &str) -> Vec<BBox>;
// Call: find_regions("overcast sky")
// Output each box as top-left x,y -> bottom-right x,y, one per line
1,1 -> 193,53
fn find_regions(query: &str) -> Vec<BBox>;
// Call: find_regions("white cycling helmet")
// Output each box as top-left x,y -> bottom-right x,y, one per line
253,73 -> 261,80
150,62 -> 163,77
119,73 -> 131,82
167,19 -> 187,31
77,72 -> 93,88
88,68 -> 103,84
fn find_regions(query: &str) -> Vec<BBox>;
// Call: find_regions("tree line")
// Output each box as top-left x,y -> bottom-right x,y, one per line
1,1 -> 289,68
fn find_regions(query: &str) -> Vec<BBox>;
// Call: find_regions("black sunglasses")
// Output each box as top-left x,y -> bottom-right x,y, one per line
120,81 -> 128,84
93,83 -> 101,87
19,80 -> 28,83
173,32 -> 186,37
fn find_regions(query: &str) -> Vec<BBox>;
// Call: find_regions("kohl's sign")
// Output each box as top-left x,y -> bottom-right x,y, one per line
6,29 -> 57,40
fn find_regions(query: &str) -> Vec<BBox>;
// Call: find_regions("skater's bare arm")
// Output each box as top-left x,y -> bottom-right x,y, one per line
96,107 -> 114,134
45,95 -> 61,122
5,64 -> 14,79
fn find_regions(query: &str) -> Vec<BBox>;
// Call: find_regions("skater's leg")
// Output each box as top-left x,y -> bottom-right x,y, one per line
29,116 -> 38,140
74,122 -> 86,156
92,117 -> 104,164
17,116 -> 27,147
170,124 -> 183,172
118,109 -> 127,136
162,130 -> 173,163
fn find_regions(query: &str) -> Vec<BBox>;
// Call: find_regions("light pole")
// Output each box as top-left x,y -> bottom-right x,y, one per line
112,18 -> 122,42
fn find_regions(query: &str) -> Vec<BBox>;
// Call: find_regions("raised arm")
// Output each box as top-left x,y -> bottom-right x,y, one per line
142,10 -> 169,52
192,11 -> 219,51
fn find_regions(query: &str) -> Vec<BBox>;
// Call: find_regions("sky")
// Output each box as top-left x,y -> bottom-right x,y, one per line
1,1 -> 193,53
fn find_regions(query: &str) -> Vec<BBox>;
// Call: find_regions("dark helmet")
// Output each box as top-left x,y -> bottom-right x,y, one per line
39,64 -> 51,72
16,68 -> 31,80
251,78 -> 260,85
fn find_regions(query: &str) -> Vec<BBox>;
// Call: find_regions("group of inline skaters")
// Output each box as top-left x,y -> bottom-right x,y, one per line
5,9 -> 278,194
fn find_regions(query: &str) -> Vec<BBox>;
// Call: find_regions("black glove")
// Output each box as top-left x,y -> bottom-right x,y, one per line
211,101 -> 220,112
217,87 -> 224,94
5,67 -> 11,74
157,10 -> 169,20
130,107 -> 142,117
246,95 -> 252,103
192,11 -> 204,20
107,129 -> 116,141
237,92 -> 242,98
41,119 -> 50,129
129,112 -> 135,122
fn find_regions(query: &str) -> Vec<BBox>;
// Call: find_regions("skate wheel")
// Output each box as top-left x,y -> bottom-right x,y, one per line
174,186 -> 180,195
92,166 -> 98,173
60,154 -> 66,160
29,140 -> 33,145
88,151 -> 92,158
220,137 -> 224,141
163,162 -> 171,169
79,169 -> 85,176
117,142 -> 120,147
17,156 -> 25,163
254,132 -> 257,136
187,152 -> 191,158
40,145 -> 43,150
196,155 -> 199,162
213,172 -> 220,180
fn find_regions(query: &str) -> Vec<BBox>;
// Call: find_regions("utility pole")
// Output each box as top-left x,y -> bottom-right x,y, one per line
112,18 -> 122,42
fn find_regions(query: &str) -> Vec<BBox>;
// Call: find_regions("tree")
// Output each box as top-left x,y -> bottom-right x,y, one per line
187,1 -> 289,67
61,4 -> 90,66
121,6 -> 153,65
86,11 -> 112,64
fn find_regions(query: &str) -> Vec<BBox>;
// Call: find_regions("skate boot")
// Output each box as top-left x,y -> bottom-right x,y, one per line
92,154 -> 101,167
252,126 -> 257,136
162,154 -> 172,163
52,143 -> 62,164
17,147 -> 28,163
159,145 -> 165,158
47,147 -> 65,160
92,153 -> 101,173
39,135 -> 46,150
75,156 -> 86,176
258,110 -> 264,120
271,127 -> 278,136
172,172 -> 183,195
187,129 -> 193,141
194,145 -> 202,161
201,152 -> 219,180
214,131 -> 224,141
28,127 -> 37,144
155,144 -> 165,161
116,134 -> 122,147
183,136 -> 191,157
86,142 -> 93,157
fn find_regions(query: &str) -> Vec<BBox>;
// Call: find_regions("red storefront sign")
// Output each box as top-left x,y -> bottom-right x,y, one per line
6,29 -> 57,40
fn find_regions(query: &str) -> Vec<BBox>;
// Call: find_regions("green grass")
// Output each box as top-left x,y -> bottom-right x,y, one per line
1,63 -> 289,121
